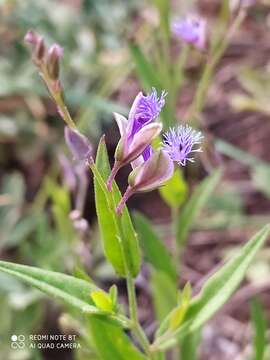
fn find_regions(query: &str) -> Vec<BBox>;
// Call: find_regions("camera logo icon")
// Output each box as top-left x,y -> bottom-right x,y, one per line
11,335 -> 25,349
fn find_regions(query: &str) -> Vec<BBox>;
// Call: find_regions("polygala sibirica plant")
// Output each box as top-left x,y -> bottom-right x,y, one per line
0,28 -> 268,360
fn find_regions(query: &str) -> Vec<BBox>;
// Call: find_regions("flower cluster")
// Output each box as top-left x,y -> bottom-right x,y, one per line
61,87 -> 203,215
109,89 -> 203,215
107,88 -> 166,191
25,32 -> 203,216
172,15 -> 207,50
163,125 -> 203,166
24,30 -> 63,82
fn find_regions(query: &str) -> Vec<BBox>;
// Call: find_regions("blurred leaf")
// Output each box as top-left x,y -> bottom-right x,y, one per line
151,270 -> 178,322
176,168 -> 222,246
0,172 -> 26,249
88,316 -> 146,360
251,299 -> 267,360
216,140 -> 270,198
129,43 -> 162,91
180,330 -> 201,360
109,285 -> 118,311
155,224 -> 270,350
134,212 -> 177,281
94,137 -> 141,277
153,0 -> 170,40
0,260 -> 105,316
251,165 -> 270,198
159,168 -> 188,209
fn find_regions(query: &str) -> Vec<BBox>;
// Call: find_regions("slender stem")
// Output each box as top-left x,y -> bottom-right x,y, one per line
187,9 -> 246,123
173,45 -> 190,98
116,186 -> 134,215
126,275 -> 153,358
39,64 -> 76,129
171,207 -> 179,273
107,161 -> 121,192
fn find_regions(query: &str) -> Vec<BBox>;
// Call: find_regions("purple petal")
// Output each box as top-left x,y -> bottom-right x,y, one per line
163,125 -> 203,166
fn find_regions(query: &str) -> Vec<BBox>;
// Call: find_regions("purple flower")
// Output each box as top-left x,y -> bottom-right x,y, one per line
64,127 -> 93,162
163,125 -> 203,166
128,88 -> 167,139
116,150 -> 174,215
172,15 -> 206,50
107,88 -> 166,191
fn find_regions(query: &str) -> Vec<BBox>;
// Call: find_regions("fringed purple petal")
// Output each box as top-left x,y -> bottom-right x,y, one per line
163,125 -> 203,166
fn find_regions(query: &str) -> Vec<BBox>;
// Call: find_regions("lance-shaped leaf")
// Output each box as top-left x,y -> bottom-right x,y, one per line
0,261 -> 129,327
129,44 -> 162,91
94,137 -> 141,277
154,224 -> 270,351
88,316 -> 146,360
0,261 -> 98,314
176,168 -> 222,246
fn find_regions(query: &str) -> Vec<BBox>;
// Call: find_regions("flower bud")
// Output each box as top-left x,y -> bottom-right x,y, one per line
47,44 -> 63,80
116,150 -> 174,215
107,89 -> 166,191
24,30 -> 39,45
115,122 -> 162,164
34,37 -> 46,64
24,30 -> 46,65
64,126 -> 92,162
107,117 -> 162,191
128,150 -> 174,192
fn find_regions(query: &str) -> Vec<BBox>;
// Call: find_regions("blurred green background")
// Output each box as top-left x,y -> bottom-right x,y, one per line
0,0 -> 270,359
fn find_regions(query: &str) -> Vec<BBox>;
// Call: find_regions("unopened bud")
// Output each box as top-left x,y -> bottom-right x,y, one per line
47,44 -> 63,80
116,150 -> 174,215
128,150 -> 174,192
34,37 -> 46,64
64,127 -> 92,162
24,30 -> 39,45
24,30 -> 46,65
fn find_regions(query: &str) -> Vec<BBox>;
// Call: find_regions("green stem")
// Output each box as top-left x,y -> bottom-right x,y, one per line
126,274 -> 153,358
187,8 -> 246,123
89,162 -> 153,358
173,45 -> 190,99
171,207 -> 180,273
39,64 -> 76,129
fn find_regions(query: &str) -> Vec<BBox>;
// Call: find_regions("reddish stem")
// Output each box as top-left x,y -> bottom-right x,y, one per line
107,161 -> 121,191
116,186 -> 134,216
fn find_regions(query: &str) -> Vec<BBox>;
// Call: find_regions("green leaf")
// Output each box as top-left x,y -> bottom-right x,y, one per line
180,330 -> 201,360
89,316 -> 146,360
109,284 -> 118,311
176,168 -> 222,246
151,270 -> 178,322
154,225 -> 270,351
94,137 -> 141,277
0,260 -> 99,314
129,43 -> 162,91
251,299 -> 267,360
94,139 -> 125,276
159,168 -> 188,209
91,290 -> 114,313
153,0 -> 170,40
169,283 -> 191,330
134,212 -> 177,281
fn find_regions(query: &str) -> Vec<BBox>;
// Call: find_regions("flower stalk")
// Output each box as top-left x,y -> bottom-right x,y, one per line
187,8 -> 247,122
